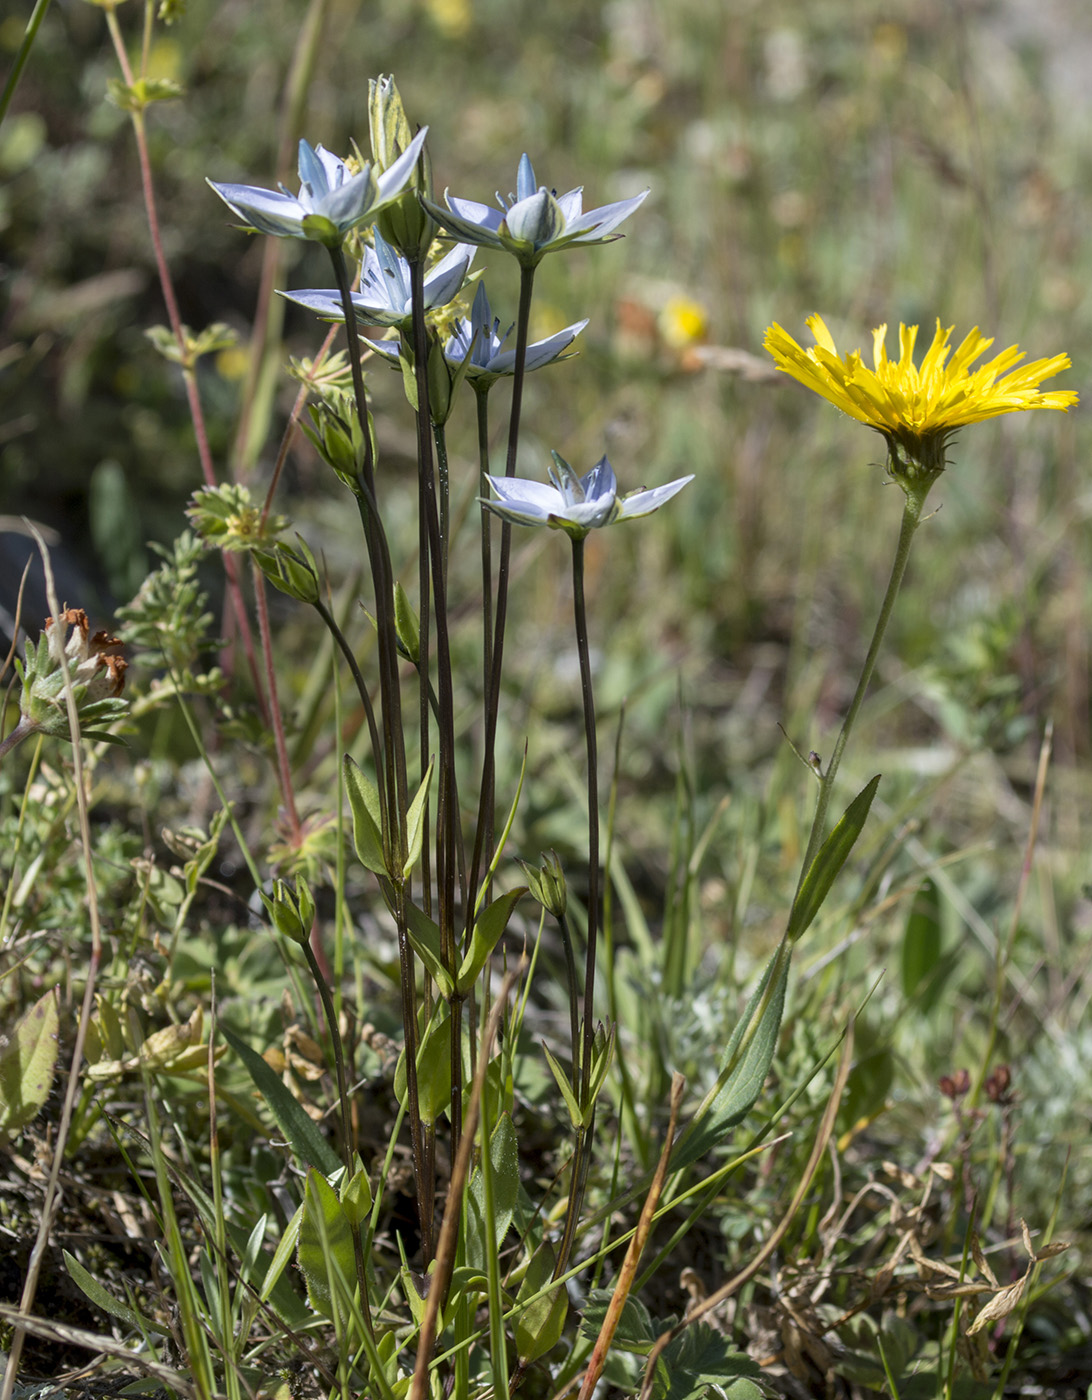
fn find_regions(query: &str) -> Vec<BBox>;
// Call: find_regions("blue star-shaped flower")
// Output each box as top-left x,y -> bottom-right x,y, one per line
281,230 -> 474,328
483,453 -> 692,540
423,154 -> 648,268
368,281 -> 587,384
208,131 -> 427,248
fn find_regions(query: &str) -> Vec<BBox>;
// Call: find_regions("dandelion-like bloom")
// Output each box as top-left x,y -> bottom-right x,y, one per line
764,314 -> 1077,485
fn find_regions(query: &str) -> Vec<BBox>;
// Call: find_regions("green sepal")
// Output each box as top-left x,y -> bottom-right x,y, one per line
787,774 -> 881,942
300,212 -> 343,248
253,536 -> 322,605
260,875 -> 316,946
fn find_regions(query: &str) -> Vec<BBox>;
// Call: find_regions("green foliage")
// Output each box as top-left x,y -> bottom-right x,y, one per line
0,989 -> 59,1133
1,2 -> 1088,1397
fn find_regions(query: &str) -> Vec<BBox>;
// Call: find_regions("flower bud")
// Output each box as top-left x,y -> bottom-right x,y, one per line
518,852 -> 567,918
261,876 -> 316,946
254,538 -> 322,605
368,75 -> 435,259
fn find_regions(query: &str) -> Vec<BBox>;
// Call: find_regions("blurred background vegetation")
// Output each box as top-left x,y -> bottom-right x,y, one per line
2,0 -> 1091,1390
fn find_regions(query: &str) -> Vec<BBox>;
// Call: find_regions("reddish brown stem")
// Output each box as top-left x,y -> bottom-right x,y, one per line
103,7 -> 269,722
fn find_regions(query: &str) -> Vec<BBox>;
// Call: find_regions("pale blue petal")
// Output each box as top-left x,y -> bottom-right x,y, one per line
488,319 -> 586,374
297,140 -> 330,198
444,196 -> 506,236
373,230 -> 410,308
423,244 -> 474,308
556,188 -> 584,222
375,127 -> 428,202
614,474 -> 694,520
567,189 -> 650,240
481,498 -> 554,527
368,339 -> 403,362
208,181 -> 304,237
562,496 -> 617,529
318,168 -> 377,229
516,154 -> 536,202
279,289 -> 347,319
484,476 -> 564,514
580,455 -> 617,504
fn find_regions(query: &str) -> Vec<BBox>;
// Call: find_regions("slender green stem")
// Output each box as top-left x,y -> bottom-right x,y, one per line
555,911 -> 581,1085
553,536 -> 601,1283
571,538 -> 600,1104
302,939 -> 378,1347
474,384 -> 494,690
251,562 -> 302,840
793,487 -> 927,900
433,420 -> 451,582
313,596 -> 384,801
328,244 -> 408,841
0,0 -> 53,131
328,244 -> 431,1259
468,264 -> 536,921
103,6 -> 267,718
408,259 -> 465,1175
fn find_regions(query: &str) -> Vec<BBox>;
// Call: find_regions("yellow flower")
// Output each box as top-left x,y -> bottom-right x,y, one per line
764,314 -> 1077,480
659,295 -> 709,350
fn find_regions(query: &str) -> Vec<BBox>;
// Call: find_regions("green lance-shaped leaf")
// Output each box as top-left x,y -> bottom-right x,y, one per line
393,581 -> 420,665
514,1241 -> 568,1364
403,758 -> 434,879
466,1112 -> 520,1270
901,877 -> 941,1002
542,1041 -> 583,1129
787,774 -> 881,942
340,1165 -> 374,1227
343,754 -> 388,878
0,988 -> 59,1134
65,1251 -> 170,1335
219,1023 -> 341,1176
457,887 -> 526,994
403,901 -> 454,999
297,1169 -> 357,1321
394,1013 -> 451,1124
260,1202 -> 303,1303
671,946 -> 789,1171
